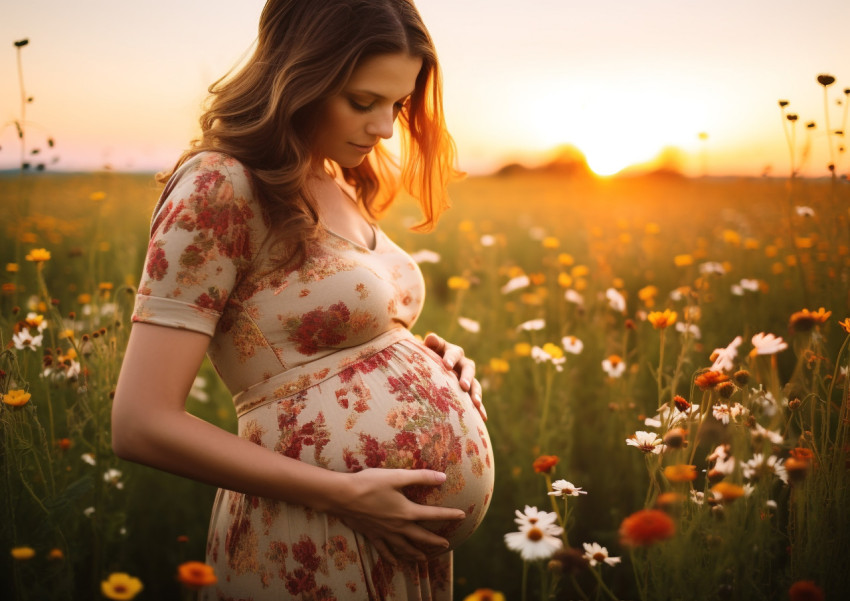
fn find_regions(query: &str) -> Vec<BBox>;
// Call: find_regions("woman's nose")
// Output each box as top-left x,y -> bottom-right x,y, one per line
365,106 -> 395,139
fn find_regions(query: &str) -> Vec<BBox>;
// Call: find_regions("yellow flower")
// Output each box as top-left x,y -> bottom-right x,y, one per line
177,561 -> 217,589
458,220 -> 475,233
542,236 -> 560,249
6,263 -> 19,273
638,285 -> 658,306
77,293 -> 92,304
101,573 -> 144,600
89,191 -> 106,201
794,236 -> 814,249
722,230 -> 741,246
447,276 -> 471,290
2,390 -> 32,407
557,272 -> 573,288
98,282 -> 114,291
648,309 -> 677,329
11,546 -> 36,560
558,253 -> 574,266
744,238 -> 759,250
570,265 -> 589,278
59,329 -> 75,340
514,342 -> 532,357
673,254 -> 693,267
24,248 -> 51,262
463,589 -> 506,601
541,342 -> 564,359
489,358 -> 510,373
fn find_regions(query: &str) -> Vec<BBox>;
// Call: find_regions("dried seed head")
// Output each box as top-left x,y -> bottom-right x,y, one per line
817,74 -> 836,87
778,100 -> 789,107
733,370 -> 750,386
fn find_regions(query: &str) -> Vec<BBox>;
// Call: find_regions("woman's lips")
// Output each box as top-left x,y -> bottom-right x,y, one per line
350,143 -> 373,154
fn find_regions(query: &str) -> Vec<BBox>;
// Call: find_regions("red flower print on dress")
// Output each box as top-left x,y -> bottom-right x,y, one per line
145,244 -> 169,281
287,302 -> 352,355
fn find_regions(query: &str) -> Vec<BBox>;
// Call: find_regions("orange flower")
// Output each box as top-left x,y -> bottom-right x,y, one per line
785,457 -> 811,481
56,438 -> 72,451
839,318 -> 850,335
694,370 -> 729,391
177,561 -> 217,589
532,455 -> 560,474
654,492 -> 686,509
710,481 -> 745,502
619,509 -> 675,547
647,309 -> 677,329
663,464 -> 697,483
463,589 -> 507,601
789,580 -> 824,601
789,307 -> 831,333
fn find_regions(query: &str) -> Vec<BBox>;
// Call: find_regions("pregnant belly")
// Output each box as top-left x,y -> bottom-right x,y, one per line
237,336 -> 494,550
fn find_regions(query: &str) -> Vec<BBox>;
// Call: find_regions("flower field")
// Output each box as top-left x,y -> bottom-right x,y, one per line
1,167 -> 849,600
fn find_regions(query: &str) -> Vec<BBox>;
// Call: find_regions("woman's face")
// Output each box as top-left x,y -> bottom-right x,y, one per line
313,52 -> 423,169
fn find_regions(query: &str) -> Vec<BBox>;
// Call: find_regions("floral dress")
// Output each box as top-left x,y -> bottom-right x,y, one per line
132,152 -> 494,600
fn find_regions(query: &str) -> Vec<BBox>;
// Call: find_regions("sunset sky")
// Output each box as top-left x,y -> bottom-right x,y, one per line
1,0 -> 848,177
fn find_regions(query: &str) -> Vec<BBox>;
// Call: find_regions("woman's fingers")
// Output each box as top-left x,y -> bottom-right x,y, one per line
423,333 -> 486,420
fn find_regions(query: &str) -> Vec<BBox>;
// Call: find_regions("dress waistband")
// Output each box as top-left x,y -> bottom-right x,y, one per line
234,326 -> 416,418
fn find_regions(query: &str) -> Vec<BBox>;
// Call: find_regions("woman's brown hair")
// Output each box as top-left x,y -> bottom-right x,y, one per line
160,0 -> 462,263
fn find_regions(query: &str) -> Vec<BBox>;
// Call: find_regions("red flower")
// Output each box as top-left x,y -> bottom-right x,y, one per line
619,509 -> 675,547
533,455 -> 559,474
673,395 -> 691,412
789,580 -> 824,601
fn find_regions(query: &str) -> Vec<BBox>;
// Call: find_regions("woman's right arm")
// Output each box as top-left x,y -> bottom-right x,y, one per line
112,321 -> 464,562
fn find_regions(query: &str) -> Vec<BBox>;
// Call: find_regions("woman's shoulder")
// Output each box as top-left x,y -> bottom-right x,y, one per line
151,151 -> 264,235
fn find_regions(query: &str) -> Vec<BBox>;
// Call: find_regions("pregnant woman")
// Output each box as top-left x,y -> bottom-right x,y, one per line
111,1 -> 494,599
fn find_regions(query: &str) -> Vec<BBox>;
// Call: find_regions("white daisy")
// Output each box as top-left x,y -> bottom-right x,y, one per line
751,332 -> 788,355
582,542 -> 621,567
710,336 -> 742,372
564,289 -> 584,305
699,261 -> 726,276
601,356 -> 626,378
457,317 -> 481,333
742,453 -> 788,484
504,517 -> 564,561
605,288 -> 626,313
548,480 -> 587,497
561,336 -> 584,355
409,249 -> 441,264
626,431 -> 665,455
13,330 -> 43,351
501,275 -> 530,295
517,318 -> 546,331
513,505 -> 560,529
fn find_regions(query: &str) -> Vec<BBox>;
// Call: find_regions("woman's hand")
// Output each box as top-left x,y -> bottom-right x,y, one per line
331,468 -> 465,564
423,332 -> 486,421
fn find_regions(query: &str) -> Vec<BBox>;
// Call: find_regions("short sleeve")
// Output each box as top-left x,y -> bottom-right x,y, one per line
132,153 -> 260,336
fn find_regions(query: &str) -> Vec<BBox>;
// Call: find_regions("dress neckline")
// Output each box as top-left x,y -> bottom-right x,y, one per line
322,221 -> 380,252
318,181 -> 378,252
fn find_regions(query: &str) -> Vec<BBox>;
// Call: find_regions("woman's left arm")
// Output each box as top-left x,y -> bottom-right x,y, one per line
423,332 -> 486,421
